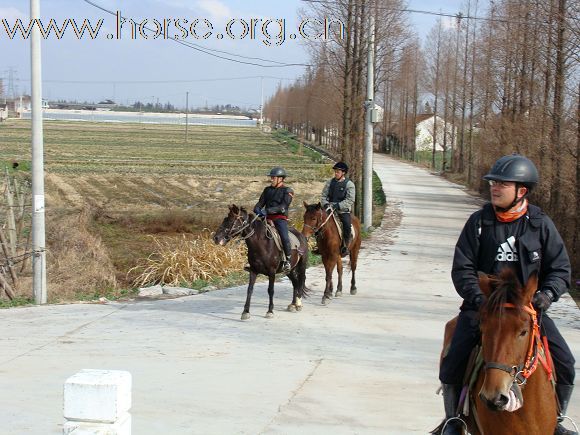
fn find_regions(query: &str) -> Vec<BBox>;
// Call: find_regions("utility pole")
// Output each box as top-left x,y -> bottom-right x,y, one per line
362,12 -> 375,231
185,91 -> 189,143
30,0 -> 47,304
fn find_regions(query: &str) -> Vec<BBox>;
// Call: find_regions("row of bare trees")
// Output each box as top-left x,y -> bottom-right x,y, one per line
265,0 -> 580,275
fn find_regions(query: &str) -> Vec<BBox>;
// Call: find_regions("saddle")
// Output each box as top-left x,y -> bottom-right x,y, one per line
331,213 -> 356,244
264,221 -> 304,258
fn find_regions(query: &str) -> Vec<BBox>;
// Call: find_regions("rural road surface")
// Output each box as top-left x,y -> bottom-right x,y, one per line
1,154 -> 578,434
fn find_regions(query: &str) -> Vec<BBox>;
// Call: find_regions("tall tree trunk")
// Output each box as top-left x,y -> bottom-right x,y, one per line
432,20 -> 442,169
550,0 -> 567,214
341,0 -> 354,162
458,0 -> 471,174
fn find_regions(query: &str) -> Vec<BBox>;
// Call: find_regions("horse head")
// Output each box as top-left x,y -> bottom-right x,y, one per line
477,269 -> 539,412
302,201 -> 325,238
213,204 -> 250,246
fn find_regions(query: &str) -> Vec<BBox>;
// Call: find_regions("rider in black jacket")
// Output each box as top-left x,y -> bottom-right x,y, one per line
438,154 -> 576,435
254,167 -> 294,272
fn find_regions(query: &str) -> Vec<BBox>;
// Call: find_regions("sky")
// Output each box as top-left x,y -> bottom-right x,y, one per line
0,0 -> 464,110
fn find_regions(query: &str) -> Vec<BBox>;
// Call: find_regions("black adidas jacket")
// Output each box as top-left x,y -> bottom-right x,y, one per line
452,203 -> 571,309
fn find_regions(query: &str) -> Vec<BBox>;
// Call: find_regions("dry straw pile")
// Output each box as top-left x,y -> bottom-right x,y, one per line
130,230 -> 246,287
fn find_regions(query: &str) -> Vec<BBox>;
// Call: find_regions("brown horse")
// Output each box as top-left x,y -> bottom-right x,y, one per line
437,269 -> 557,435
302,202 -> 361,305
213,205 -> 309,320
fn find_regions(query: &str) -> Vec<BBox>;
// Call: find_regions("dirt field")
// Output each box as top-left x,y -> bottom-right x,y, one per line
0,120 -> 329,302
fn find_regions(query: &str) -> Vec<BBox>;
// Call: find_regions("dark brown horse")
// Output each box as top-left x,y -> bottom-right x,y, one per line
302,202 -> 361,305
213,204 -> 309,320
436,269 -> 557,434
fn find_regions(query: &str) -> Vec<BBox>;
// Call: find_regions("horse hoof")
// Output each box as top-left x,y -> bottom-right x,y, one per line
295,305 -> 303,312
265,312 -> 274,319
241,312 -> 250,320
321,296 -> 331,305
287,304 -> 296,312
350,288 -> 357,295
335,291 -> 342,298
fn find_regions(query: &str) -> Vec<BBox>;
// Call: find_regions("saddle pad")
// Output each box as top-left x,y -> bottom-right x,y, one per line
267,222 -> 301,252
331,213 -> 356,243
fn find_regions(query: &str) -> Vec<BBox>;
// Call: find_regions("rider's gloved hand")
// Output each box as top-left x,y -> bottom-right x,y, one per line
472,293 -> 487,310
532,290 -> 554,311
254,206 -> 266,217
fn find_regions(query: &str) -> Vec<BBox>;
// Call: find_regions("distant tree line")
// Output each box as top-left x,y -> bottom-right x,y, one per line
265,0 -> 580,277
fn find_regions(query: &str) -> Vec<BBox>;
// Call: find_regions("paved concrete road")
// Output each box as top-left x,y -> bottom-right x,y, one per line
1,155 -> 578,434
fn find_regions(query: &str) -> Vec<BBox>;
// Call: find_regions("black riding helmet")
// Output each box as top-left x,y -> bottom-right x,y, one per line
483,154 -> 539,189
268,167 -> 287,178
333,162 -> 349,172
484,154 -> 539,211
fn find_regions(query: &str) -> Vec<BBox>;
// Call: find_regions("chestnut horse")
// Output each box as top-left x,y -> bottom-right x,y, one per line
213,205 -> 309,320
302,202 -> 361,305
436,269 -> 557,435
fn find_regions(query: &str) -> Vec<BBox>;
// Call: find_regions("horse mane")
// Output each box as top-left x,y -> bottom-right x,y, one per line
483,268 -> 525,316
305,203 -> 321,213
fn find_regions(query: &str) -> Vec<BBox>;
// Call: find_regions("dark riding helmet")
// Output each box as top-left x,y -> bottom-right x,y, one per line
333,161 -> 349,172
268,167 -> 287,178
483,154 -> 539,189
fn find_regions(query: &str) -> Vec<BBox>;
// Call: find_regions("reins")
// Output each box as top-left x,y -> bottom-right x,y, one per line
227,213 -> 259,241
304,208 -> 335,238
484,303 -> 553,385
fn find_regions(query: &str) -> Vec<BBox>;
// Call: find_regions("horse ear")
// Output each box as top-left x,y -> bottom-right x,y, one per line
523,272 -> 539,304
231,204 -> 239,213
316,202 -> 322,209
303,201 -> 308,208
478,272 -> 493,298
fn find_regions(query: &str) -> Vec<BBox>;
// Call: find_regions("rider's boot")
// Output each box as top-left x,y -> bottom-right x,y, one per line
281,247 -> 292,273
281,260 -> 291,273
441,384 -> 463,435
555,384 -> 578,435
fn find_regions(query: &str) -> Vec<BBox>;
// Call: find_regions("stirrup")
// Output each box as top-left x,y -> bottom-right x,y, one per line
441,417 -> 467,434
281,260 -> 291,273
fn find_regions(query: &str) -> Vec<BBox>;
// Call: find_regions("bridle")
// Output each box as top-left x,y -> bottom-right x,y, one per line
223,212 -> 257,241
483,303 -> 553,386
303,208 -> 334,238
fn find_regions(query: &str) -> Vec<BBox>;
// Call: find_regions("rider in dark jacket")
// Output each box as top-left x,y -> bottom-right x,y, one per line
438,154 -> 576,435
254,167 -> 294,272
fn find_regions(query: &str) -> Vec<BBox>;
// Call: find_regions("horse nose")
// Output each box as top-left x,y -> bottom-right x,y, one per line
480,391 -> 509,411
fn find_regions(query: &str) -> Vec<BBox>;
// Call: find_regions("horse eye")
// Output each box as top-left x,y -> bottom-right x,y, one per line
519,330 -> 528,337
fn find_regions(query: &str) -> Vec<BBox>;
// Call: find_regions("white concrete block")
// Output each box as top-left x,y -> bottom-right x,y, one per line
64,369 -> 131,423
63,411 -> 131,434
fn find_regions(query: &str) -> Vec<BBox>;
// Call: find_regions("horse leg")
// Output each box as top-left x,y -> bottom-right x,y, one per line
265,274 -> 275,318
241,271 -> 257,320
322,258 -> 336,305
349,244 -> 359,295
287,268 -> 300,313
335,257 -> 343,297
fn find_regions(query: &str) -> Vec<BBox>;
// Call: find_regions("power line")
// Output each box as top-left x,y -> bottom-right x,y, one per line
299,0 -> 556,27
81,0 -> 311,68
